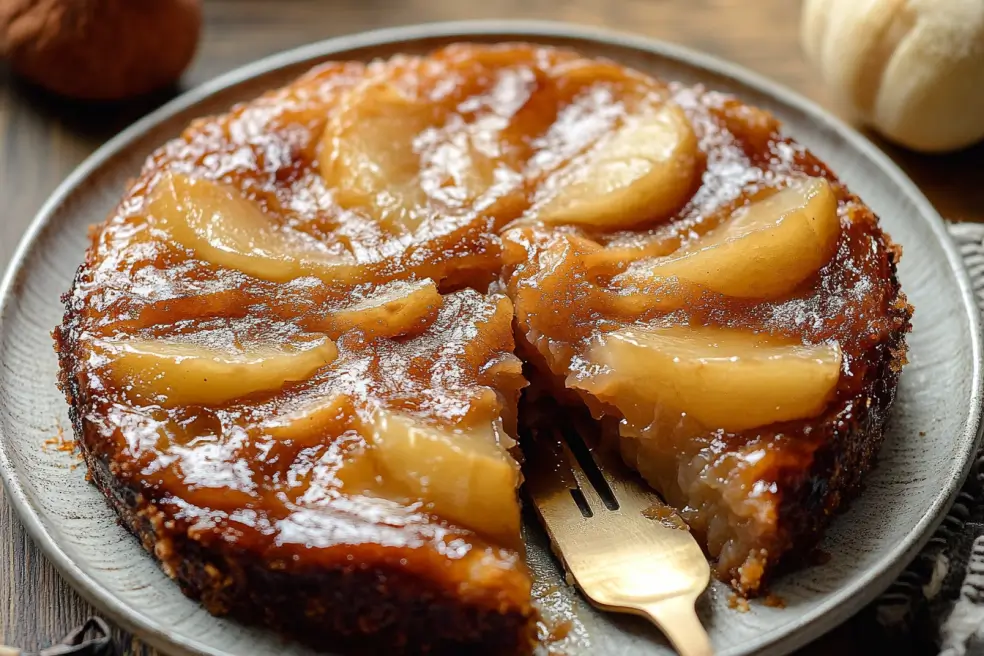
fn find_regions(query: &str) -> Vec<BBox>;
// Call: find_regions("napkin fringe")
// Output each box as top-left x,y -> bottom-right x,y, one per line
872,222 -> 984,656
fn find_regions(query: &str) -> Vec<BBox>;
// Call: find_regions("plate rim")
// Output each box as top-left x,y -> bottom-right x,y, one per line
0,19 -> 980,656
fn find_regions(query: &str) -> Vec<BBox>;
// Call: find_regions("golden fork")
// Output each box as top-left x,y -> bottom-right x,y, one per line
523,415 -> 714,656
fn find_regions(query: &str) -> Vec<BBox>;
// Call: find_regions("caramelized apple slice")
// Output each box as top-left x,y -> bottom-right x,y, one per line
316,279 -> 443,340
263,393 -> 354,445
620,177 -> 841,299
100,335 -> 337,407
535,104 -> 699,229
320,81 -> 430,220
366,408 -> 521,543
147,173 -> 359,284
572,326 -> 841,432
319,78 -> 501,232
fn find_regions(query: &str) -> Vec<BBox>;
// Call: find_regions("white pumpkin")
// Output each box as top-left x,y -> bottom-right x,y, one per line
802,0 -> 984,153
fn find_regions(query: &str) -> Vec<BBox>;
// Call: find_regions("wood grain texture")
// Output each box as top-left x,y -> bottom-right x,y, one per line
0,1 -> 980,654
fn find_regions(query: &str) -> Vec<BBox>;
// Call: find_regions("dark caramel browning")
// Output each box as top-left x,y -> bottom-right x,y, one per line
55,42 -> 910,652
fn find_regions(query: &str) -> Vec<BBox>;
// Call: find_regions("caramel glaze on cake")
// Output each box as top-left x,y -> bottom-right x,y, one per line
54,43 -> 912,654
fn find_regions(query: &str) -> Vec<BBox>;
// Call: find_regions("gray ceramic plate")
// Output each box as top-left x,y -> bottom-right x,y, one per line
0,20 -> 980,656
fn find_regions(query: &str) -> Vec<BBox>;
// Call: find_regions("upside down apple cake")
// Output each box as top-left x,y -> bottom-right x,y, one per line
54,43 -> 912,654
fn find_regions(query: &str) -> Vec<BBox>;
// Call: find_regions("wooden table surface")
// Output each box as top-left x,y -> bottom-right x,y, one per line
0,1 -> 980,654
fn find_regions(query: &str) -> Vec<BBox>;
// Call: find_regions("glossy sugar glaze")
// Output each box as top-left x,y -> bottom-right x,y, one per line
56,42 -> 910,611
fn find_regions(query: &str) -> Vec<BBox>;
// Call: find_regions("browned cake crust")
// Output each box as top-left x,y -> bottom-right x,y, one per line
54,42 -> 911,654
775,331 -> 905,567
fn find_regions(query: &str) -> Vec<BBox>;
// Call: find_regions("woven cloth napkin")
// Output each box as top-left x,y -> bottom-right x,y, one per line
867,223 -> 984,656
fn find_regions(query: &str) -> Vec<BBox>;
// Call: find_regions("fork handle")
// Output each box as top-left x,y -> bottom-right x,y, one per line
636,595 -> 714,656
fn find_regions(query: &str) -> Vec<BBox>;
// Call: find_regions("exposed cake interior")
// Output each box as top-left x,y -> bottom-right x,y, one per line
56,42 -> 910,652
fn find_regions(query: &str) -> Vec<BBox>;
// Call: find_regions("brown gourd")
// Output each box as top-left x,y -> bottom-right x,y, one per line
0,0 -> 201,101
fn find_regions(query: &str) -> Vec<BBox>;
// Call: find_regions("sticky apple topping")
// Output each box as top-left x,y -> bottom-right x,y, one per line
365,409 -> 521,545
146,172 -> 362,284
534,103 -> 699,229
315,278 -> 443,339
98,332 -> 338,408
56,42 -> 910,654
573,326 -> 842,433
502,67 -> 908,592
616,176 -> 841,299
